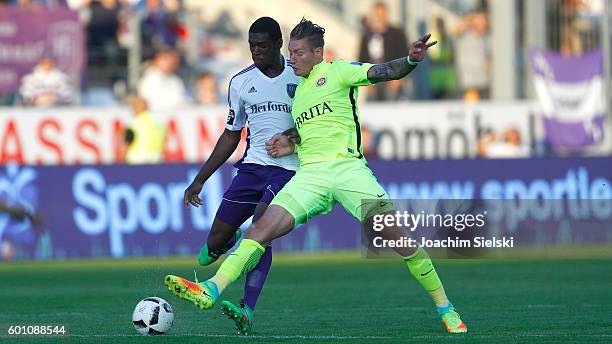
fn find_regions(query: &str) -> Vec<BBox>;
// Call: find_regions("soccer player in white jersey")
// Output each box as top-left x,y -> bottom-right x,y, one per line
178,17 -> 299,334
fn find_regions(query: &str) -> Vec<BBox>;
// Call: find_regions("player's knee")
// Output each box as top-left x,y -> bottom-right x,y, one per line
245,221 -> 265,237
245,220 -> 273,243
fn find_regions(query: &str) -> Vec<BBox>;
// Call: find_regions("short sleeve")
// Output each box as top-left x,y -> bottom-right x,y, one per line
333,60 -> 375,87
225,79 -> 246,131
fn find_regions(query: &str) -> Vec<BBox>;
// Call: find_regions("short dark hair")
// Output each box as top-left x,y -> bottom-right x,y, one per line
249,17 -> 282,41
290,18 -> 325,49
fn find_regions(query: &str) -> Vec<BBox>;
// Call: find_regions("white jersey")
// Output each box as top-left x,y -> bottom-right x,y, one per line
225,56 -> 299,170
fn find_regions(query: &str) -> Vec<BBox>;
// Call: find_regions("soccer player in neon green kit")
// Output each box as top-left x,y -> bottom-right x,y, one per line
165,18 -> 467,334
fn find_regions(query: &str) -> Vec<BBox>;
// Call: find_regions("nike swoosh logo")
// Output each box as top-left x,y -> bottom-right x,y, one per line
377,193 -> 385,198
421,268 -> 434,277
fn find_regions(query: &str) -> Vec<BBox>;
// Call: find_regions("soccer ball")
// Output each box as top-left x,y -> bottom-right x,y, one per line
132,297 -> 174,335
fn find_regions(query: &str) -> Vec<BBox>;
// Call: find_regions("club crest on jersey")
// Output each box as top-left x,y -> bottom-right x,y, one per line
316,77 -> 327,87
286,83 -> 297,98
226,109 -> 235,125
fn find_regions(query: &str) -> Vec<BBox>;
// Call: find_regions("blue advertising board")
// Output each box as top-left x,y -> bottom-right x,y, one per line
1,157 -> 610,260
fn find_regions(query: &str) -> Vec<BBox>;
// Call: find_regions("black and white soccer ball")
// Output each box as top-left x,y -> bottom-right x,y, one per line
132,297 -> 174,335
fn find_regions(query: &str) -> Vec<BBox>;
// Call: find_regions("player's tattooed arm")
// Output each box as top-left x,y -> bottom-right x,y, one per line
366,33 -> 437,84
367,58 -> 417,84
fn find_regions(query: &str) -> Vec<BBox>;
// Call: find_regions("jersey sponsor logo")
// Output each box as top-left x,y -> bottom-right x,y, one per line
248,101 -> 292,115
294,101 -> 333,129
227,109 -> 236,125
316,76 -> 327,87
286,83 -> 297,98
248,86 -> 257,93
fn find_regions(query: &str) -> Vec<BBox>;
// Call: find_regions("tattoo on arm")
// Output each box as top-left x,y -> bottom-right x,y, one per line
367,57 -> 417,84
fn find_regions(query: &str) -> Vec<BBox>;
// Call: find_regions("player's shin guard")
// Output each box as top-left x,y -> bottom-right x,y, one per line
210,239 -> 265,293
404,247 -> 449,307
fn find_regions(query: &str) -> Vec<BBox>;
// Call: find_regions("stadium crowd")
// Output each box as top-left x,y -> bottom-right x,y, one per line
0,0 -> 604,106
0,0 -> 607,163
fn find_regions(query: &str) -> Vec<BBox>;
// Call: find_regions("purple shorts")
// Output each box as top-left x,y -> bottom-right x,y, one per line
216,163 -> 295,227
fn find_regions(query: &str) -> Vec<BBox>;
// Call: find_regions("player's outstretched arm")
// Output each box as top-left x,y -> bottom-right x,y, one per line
184,129 -> 241,208
367,33 -> 437,84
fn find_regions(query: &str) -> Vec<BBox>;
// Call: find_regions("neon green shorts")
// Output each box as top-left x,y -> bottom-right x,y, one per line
270,158 -> 393,225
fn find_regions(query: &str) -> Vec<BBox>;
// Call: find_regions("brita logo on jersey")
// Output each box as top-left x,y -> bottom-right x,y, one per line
294,101 -> 333,128
248,101 -> 292,115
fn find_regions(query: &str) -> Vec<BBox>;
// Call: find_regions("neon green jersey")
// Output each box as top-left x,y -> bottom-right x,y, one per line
292,60 -> 374,166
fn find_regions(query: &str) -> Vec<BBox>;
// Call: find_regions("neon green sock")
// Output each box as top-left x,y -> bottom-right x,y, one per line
404,247 -> 449,307
209,239 -> 264,293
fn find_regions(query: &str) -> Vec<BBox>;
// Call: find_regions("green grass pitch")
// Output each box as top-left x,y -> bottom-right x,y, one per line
1,253 -> 611,343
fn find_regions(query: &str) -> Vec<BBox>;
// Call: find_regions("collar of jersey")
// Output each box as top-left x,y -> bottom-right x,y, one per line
307,60 -> 326,78
255,55 -> 287,83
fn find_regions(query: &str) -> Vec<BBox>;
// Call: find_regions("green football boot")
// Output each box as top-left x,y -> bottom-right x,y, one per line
437,303 -> 467,333
198,229 -> 243,266
221,300 -> 254,335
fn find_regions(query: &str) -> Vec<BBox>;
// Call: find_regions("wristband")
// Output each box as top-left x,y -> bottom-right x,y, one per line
407,56 -> 419,66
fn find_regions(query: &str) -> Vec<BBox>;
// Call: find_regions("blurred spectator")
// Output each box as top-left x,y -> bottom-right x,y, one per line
137,48 -> 187,111
194,71 -> 220,105
557,0 -> 602,56
358,1 -> 409,101
454,11 -> 490,101
207,9 -> 241,38
0,200 -> 43,261
477,127 -> 530,158
19,57 -> 74,106
140,0 -> 184,59
84,0 -> 123,81
429,16 -> 457,99
120,95 -> 165,164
